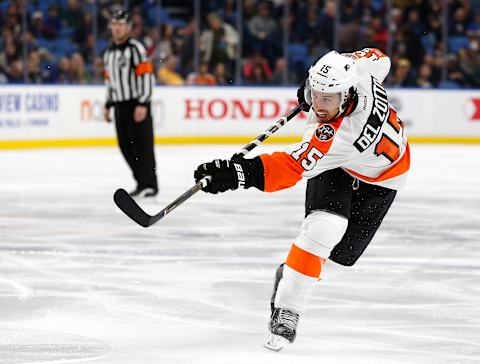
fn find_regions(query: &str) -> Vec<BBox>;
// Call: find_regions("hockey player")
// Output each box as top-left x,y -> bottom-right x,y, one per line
194,48 -> 410,350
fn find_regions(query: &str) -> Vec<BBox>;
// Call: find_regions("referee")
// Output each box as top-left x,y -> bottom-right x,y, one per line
103,9 -> 158,197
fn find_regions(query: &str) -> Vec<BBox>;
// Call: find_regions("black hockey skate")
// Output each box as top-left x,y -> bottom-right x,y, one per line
265,263 -> 299,351
264,307 -> 299,351
270,263 -> 284,314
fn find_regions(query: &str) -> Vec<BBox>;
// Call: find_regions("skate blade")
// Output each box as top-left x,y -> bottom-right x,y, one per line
264,333 -> 290,352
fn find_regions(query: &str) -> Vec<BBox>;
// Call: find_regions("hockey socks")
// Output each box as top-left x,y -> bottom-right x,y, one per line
274,244 -> 325,314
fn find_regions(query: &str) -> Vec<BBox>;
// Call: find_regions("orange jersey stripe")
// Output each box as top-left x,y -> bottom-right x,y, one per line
260,152 -> 303,192
345,142 -> 411,183
286,244 -> 325,278
135,61 -> 153,76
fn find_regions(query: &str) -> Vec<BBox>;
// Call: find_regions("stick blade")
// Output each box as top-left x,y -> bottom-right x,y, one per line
113,188 -> 153,227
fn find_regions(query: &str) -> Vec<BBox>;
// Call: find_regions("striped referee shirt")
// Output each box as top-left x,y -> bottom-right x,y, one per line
103,38 -> 154,107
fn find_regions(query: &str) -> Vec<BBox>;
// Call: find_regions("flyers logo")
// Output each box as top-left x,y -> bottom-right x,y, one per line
315,124 -> 335,142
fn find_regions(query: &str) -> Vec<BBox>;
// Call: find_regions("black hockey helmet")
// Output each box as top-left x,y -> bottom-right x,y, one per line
110,8 -> 132,24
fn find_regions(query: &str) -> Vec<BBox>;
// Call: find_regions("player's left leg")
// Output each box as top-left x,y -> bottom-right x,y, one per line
265,168 -> 351,350
329,180 -> 397,266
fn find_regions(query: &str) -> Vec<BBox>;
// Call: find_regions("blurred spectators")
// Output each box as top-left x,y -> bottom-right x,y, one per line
27,50 -> 43,83
243,0 -> 258,22
247,2 -> 277,44
7,59 -> 23,83
30,11 -> 44,39
467,12 -> 480,38
0,0 -> 478,88
246,63 -> 271,84
366,16 -> 388,51
4,3 -> 21,36
70,52 -> 88,84
0,40 -> 19,73
388,58 -> 415,88
200,12 -> 238,72
318,0 -> 336,49
416,63 -> 434,88
62,0 -> 85,34
213,62 -> 229,85
152,24 -> 174,66
177,19 -> 196,77
449,7 -> 468,36
92,56 -> 105,84
271,57 -> 291,85
158,55 -> 184,85
187,62 -> 217,85
37,48 -> 57,83
458,48 -> 480,87
43,5 -> 62,40
246,1 -> 278,62
131,11 -> 146,42
80,34 -> 95,65
56,57 -> 72,84
243,51 -> 272,84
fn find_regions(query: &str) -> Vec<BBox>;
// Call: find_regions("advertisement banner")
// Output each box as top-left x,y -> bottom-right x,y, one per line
0,86 -> 112,140
1,85 -> 479,147
387,89 -> 480,137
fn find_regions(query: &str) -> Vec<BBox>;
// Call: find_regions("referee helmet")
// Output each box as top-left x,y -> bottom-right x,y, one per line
110,8 -> 132,24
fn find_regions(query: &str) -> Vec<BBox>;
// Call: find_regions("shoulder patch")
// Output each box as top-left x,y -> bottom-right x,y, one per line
315,124 -> 335,142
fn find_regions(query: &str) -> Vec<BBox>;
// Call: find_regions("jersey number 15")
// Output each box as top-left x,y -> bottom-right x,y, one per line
375,110 -> 404,163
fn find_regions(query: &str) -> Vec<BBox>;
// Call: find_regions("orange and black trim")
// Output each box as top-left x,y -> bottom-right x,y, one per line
345,143 -> 411,183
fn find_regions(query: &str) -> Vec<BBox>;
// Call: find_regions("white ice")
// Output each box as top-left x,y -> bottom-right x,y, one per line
0,143 -> 479,364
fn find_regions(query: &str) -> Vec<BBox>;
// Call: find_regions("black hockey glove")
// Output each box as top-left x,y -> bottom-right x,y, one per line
296,78 -> 311,112
194,156 -> 264,194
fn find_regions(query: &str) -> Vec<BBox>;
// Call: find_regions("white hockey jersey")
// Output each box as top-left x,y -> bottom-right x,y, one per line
259,48 -> 410,192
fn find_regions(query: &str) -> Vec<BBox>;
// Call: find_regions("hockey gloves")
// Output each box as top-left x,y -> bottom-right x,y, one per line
297,78 -> 312,112
194,156 -> 264,194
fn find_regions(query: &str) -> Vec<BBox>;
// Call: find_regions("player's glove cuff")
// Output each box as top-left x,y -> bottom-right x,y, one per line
194,156 -> 264,194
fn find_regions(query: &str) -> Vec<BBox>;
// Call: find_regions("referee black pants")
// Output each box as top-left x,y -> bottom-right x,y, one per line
114,100 -> 158,190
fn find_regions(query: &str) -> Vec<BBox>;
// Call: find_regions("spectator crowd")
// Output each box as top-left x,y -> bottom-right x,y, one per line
0,0 -> 479,88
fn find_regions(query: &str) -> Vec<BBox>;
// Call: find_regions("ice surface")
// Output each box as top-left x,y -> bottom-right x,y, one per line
0,144 -> 479,363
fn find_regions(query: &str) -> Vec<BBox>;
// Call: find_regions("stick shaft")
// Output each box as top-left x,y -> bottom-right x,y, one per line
150,176 -> 210,224
114,103 -> 306,226
238,103 -> 305,156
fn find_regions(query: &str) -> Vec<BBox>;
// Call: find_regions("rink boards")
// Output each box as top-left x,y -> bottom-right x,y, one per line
0,85 -> 479,148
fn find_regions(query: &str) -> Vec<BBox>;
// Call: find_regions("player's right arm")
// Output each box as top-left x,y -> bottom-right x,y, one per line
194,116 -> 352,194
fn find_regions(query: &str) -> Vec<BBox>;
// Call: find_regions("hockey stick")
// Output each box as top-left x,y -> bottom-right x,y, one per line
113,103 -> 306,227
